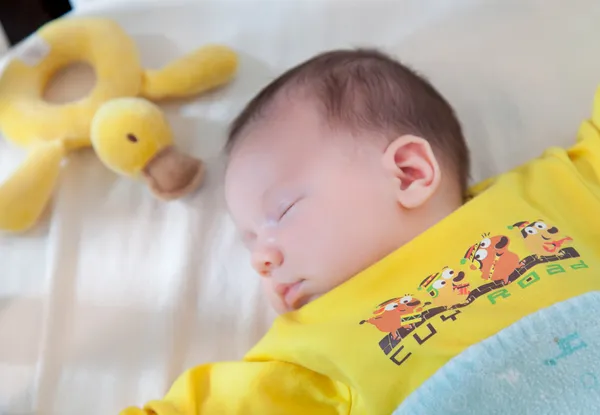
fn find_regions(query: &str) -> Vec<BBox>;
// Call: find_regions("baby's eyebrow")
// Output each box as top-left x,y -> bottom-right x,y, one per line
261,184 -> 280,212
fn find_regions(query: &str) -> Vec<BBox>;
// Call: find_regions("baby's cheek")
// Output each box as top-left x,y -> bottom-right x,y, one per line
308,218 -> 359,283
280,198 -> 361,283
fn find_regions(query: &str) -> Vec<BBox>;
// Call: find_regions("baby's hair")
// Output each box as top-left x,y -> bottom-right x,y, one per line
227,48 -> 470,191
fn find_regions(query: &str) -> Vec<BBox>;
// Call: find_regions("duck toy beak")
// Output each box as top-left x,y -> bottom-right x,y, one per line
142,146 -> 205,200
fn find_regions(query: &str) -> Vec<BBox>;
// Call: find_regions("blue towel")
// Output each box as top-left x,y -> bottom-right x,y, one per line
393,292 -> 600,415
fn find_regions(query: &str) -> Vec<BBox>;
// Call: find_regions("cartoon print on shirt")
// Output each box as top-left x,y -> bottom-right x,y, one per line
510,220 -> 573,258
361,220 -> 585,360
359,295 -> 428,340
461,234 -> 521,285
418,266 -> 470,309
451,264 -> 475,296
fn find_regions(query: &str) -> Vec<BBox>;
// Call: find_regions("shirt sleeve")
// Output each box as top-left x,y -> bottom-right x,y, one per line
567,87 -> 600,198
119,360 -> 351,415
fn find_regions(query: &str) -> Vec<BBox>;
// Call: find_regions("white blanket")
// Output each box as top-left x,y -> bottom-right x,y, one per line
2,1 -> 600,414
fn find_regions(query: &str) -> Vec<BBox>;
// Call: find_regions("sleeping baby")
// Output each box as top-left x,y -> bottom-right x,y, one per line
122,49 -> 600,415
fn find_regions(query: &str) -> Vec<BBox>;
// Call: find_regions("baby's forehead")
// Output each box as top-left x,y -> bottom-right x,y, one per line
232,94 -> 330,152
228,94 -> 395,188
224,101 -> 324,221
256,89 -> 325,126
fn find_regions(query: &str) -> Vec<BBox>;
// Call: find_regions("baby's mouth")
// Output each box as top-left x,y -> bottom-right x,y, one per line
275,280 -> 305,310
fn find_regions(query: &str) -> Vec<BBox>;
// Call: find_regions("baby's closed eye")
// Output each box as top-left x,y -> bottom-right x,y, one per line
279,198 -> 302,220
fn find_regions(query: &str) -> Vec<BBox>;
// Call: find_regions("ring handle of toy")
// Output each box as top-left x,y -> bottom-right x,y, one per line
0,18 -> 143,148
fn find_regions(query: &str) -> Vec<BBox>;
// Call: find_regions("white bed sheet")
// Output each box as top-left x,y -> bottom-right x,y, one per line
2,0 -> 600,414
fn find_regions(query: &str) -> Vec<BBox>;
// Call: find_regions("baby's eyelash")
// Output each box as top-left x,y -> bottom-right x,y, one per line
279,202 -> 296,220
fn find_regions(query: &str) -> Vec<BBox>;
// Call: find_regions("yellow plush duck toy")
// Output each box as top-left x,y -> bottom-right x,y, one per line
0,17 -> 238,232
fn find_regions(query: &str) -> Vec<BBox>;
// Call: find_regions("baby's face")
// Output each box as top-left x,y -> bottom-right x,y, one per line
225,101 -> 430,313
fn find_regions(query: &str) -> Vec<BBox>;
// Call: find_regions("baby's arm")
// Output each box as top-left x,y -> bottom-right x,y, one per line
120,360 -> 351,415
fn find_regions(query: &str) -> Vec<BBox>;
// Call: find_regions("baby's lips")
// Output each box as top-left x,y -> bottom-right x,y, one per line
142,146 -> 205,200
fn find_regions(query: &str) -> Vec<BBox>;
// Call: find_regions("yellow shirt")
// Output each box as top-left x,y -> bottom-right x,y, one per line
121,91 -> 600,415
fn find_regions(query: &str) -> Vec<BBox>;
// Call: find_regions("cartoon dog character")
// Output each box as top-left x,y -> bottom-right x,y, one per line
418,266 -> 470,309
359,295 -> 426,339
511,220 -> 573,257
462,234 -> 521,285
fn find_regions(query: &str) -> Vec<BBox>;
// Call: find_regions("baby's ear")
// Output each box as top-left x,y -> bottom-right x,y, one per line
382,135 -> 441,209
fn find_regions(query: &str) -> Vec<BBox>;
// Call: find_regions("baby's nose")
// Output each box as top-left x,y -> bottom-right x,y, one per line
251,247 -> 284,277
